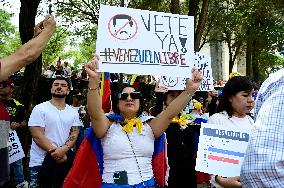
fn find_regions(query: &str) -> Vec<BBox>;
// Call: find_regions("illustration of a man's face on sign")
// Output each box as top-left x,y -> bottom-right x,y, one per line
108,14 -> 138,40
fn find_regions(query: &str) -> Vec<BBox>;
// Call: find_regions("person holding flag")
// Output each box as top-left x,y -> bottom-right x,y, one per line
63,54 -> 203,188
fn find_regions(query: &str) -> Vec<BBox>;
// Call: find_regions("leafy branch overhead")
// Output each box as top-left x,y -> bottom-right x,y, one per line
55,0 -> 123,26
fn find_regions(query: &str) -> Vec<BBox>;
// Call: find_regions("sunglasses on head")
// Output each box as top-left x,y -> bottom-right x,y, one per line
118,92 -> 141,100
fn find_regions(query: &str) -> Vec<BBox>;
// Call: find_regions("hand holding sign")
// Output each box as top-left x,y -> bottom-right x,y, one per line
215,176 -> 242,188
184,68 -> 203,94
154,80 -> 168,93
10,122 -> 20,130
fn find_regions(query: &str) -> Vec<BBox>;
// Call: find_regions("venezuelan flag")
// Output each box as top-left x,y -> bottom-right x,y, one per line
63,115 -> 167,187
100,72 -> 111,113
0,100 -> 9,121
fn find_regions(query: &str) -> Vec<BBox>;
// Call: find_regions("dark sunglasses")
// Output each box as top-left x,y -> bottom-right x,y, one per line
118,92 -> 141,100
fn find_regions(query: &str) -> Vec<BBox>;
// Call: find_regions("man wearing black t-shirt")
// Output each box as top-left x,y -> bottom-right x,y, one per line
0,78 -> 28,188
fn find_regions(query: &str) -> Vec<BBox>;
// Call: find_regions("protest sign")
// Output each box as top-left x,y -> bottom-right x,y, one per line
195,123 -> 251,177
8,130 -> 25,164
159,52 -> 214,90
96,5 -> 194,78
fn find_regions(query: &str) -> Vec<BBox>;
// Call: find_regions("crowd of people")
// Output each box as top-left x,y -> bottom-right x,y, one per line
1,14 -> 284,188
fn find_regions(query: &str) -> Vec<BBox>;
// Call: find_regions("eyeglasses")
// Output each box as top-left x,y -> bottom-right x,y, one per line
118,92 -> 141,100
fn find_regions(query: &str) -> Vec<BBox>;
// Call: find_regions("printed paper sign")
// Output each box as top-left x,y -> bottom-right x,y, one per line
159,52 -> 214,90
8,130 -> 25,164
96,5 -> 194,78
195,123 -> 251,177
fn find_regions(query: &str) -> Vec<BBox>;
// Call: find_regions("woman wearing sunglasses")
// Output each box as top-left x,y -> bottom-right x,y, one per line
84,54 -> 202,187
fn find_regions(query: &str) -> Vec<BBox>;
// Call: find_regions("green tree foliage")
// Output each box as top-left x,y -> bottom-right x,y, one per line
258,52 -> 284,81
55,0 -> 122,34
207,0 -> 284,81
42,26 -> 71,69
128,0 -> 170,12
0,9 -> 21,58
55,0 -> 284,82
75,25 -> 97,66
207,0 -> 253,73
244,0 -> 284,81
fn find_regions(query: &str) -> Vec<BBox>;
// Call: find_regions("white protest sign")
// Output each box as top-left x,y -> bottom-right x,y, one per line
8,130 -> 25,164
195,123 -> 251,177
159,52 -> 214,90
96,5 -> 194,78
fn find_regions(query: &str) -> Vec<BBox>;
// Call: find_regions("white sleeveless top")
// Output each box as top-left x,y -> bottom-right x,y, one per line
101,122 -> 155,185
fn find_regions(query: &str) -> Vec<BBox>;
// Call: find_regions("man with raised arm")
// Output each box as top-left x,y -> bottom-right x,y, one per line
0,15 -> 56,188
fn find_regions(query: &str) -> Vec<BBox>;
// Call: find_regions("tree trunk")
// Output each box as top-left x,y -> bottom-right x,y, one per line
246,36 -> 252,77
188,0 -> 200,30
120,0 -> 125,7
228,41 -> 234,74
194,0 -> 209,51
118,0 -> 125,91
170,0 -> 180,14
188,0 -> 200,16
210,39 -> 224,81
17,0 -> 41,114
252,41 -> 259,83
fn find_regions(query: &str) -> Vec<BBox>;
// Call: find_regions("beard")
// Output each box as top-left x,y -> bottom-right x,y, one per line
52,93 -> 67,98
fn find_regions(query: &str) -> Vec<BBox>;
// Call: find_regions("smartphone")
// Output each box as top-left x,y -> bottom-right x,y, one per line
217,89 -> 222,96
113,171 -> 128,185
214,87 -> 223,97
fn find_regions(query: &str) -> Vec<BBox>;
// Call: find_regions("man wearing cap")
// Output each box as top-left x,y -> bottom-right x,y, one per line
0,15 -> 56,187
0,78 -> 28,188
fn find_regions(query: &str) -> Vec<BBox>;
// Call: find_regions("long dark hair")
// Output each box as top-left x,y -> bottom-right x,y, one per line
217,76 -> 253,117
112,85 -> 144,117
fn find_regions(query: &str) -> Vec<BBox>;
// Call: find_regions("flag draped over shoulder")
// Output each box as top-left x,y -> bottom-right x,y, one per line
100,72 -> 111,113
63,114 -> 167,188
130,74 -> 138,86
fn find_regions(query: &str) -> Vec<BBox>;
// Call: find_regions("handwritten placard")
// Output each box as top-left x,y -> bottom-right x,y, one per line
96,5 -> 194,78
195,123 -> 251,177
8,130 -> 25,164
159,52 -> 214,90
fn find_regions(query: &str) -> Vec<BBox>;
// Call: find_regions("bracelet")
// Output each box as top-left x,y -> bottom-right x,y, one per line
88,85 -> 100,91
215,175 -> 219,183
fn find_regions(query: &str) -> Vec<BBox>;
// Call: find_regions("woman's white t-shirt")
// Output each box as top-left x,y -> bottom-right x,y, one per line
101,122 -> 154,185
208,112 -> 253,188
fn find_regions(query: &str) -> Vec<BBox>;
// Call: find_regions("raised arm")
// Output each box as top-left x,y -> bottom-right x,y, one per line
0,15 -> 56,81
85,54 -> 111,138
149,68 -> 203,138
